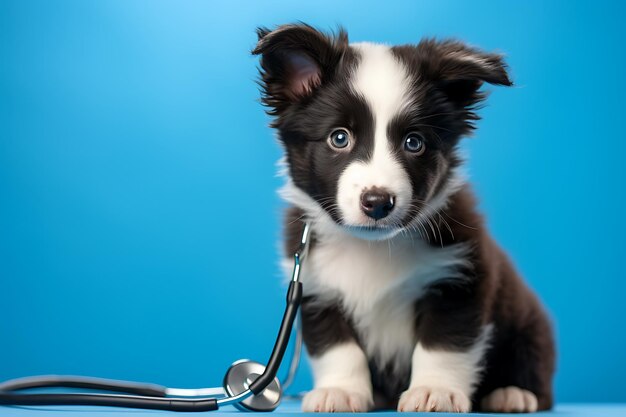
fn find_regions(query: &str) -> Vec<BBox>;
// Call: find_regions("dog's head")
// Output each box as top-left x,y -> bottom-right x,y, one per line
253,24 -> 511,240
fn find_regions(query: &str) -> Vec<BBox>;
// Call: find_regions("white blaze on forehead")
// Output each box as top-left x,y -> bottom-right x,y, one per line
337,43 -> 414,231
350,42 -> 413,121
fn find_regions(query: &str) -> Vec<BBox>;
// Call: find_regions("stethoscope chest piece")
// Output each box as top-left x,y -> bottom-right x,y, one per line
223,360 -> 282,412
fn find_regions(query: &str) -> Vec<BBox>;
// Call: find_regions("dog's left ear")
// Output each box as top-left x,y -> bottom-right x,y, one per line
414,39 -> 512,108
253,24 -> 348,116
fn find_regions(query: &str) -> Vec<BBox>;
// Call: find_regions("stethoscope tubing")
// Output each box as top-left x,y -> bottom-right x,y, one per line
0,303 -> 304,412
0,222 -> 310,412
0,291 -> 300,411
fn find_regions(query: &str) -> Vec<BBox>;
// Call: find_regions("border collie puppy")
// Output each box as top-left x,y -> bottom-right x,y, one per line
253,24 -> 555,413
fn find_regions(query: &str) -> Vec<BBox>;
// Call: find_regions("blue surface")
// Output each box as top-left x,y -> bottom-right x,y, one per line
1,402 -> 626,417
1,0 -> 626,406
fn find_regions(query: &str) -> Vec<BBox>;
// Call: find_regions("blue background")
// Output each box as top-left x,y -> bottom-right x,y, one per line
1,0 -> 625,405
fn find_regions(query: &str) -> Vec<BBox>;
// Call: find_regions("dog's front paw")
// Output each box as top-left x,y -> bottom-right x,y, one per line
480,386 -> 538,413
398,386 -> 471,413
302,387 -> 373,413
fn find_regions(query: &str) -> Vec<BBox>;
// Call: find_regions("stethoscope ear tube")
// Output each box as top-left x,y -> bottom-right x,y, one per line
0,375 -> 168,397
0,375 -> 223,411
0,391 -> 219,412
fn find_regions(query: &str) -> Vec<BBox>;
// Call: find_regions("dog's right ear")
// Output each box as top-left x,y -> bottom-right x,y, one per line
252,24 -> 348,115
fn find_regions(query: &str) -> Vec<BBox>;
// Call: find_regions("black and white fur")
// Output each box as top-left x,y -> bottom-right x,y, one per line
253,24 -> 555,413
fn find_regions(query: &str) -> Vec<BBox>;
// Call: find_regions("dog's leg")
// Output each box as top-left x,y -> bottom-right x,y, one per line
475,301 -> 555,413
300,298 -> 373,413
397,327 -> 491,413
480,386 -> 539,413
396,276 -> 493,413
303,342 -> 373,412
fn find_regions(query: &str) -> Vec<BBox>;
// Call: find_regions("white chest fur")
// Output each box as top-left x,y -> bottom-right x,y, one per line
297,230 -> 471,371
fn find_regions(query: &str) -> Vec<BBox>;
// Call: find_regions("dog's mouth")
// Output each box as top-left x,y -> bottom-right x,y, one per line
341,224 -> 403,241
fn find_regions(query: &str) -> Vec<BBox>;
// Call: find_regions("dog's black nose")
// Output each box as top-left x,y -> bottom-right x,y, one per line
360,188 -> 395,220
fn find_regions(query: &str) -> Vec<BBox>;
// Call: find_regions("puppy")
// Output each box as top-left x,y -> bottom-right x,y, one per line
253,24 -> 555,413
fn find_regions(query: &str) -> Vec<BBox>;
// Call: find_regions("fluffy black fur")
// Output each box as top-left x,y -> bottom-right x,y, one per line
254,24 -> 555,412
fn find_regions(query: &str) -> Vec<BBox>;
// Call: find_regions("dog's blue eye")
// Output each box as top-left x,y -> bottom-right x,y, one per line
404,133 -> 425,154
329,129 -> 350,149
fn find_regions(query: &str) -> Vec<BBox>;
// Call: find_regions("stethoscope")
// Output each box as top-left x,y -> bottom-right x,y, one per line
0,223 -> 311,412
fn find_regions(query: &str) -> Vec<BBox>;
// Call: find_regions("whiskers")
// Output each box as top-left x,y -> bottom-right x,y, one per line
285,193 -> 474,250
286,195 -> 341,228
403,199 -> 475,247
